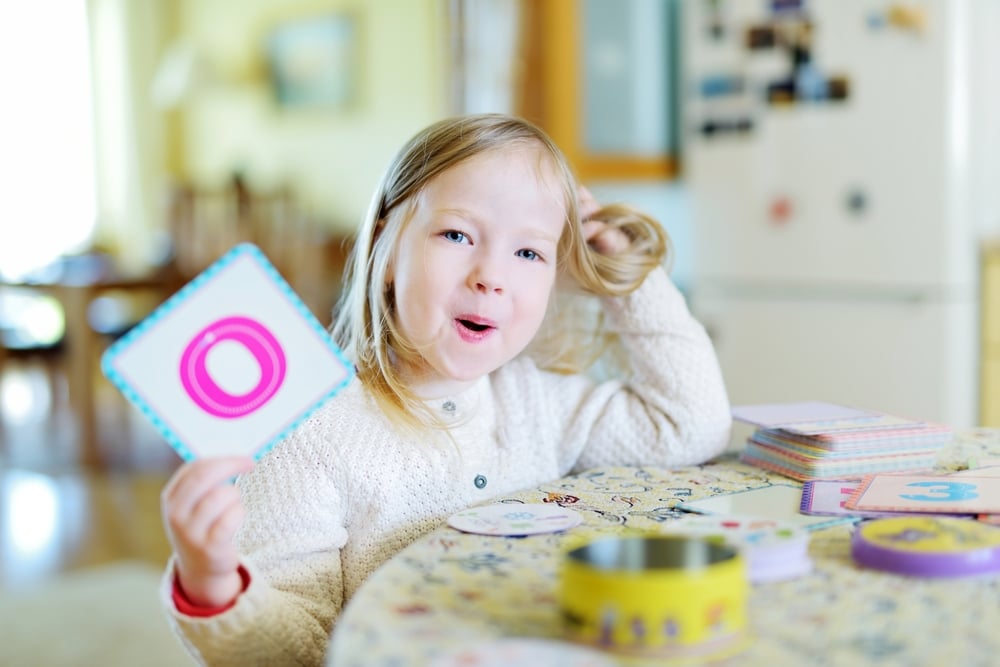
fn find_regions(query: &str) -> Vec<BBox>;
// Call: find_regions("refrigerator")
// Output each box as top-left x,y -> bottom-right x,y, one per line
681,0 -> 1000,428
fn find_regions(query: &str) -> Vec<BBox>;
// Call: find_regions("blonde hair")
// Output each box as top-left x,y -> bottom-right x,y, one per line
331,113 -> 670,431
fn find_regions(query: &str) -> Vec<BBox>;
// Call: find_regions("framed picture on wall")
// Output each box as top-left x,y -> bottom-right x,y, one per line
266,13 -> 358,109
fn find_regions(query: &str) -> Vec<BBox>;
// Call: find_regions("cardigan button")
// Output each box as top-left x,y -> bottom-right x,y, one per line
473,474 -> 487,489
442,400 -> 456,413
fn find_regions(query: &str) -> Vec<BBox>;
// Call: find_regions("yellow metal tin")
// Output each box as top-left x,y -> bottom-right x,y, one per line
559,535 -> 749,663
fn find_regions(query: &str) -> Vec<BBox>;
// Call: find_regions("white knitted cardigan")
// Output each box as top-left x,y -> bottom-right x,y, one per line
161,267 -> 732,666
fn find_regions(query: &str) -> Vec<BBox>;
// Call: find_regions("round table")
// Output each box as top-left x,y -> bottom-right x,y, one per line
328,429 -> 1000,667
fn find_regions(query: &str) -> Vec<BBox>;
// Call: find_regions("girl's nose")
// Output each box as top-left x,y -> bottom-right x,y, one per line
469,258 -> 504,294
476,279 -> 503,294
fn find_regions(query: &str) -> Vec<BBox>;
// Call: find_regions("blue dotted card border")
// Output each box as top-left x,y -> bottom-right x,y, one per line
101,242 -> 355,461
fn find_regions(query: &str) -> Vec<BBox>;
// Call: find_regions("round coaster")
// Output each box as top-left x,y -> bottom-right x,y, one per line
447,503 -> 583,536
662,515 -> 812,583
851,516 -> 1000,577
429,638 -> 616,667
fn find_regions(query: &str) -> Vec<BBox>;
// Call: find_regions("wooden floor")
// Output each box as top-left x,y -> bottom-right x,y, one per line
0,366 -> 179,590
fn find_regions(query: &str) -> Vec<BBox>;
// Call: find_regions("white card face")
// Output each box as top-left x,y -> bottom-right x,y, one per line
731,402 -> 874,428
675,484 -> 855,531
447,503 -> 583,536
102,244 -> 354,461
430,639 -> 616,667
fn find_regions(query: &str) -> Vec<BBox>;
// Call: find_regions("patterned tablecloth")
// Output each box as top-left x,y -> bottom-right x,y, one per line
327,429 -> 1000,667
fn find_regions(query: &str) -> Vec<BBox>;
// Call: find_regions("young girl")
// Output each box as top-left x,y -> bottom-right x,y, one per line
160,113 -> 731,666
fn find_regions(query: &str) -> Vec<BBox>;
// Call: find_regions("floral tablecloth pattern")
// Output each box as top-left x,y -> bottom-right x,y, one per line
328,430 -> 1000,667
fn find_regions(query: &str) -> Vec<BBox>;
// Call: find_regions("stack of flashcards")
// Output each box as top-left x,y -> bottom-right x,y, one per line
732,402 -> 951,482
801,461 -> 1000,524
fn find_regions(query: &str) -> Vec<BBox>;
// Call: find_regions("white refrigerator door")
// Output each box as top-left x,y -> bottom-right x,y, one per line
683,0 -> 978,290
695,290 -> 978,428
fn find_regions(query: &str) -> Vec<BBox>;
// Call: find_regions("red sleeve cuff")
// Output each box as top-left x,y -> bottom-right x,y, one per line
172,565 -> 251,618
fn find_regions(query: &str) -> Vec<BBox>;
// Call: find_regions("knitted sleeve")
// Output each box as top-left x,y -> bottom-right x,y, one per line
541,266 -> 732,472
161,424 -> 350,667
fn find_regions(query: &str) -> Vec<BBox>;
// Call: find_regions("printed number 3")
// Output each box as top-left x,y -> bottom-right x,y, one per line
899,481 -> 979,502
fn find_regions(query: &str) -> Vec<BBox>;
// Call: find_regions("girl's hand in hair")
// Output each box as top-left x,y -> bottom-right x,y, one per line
161,456 -> 255,608
578,186 -> 630,256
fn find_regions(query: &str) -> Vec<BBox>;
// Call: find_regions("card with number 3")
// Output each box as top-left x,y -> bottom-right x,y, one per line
844,474 -> 1000,514
102,243 -> 354,461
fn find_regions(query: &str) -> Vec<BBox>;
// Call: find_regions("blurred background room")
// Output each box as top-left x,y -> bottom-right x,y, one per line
1,0 -> 999,664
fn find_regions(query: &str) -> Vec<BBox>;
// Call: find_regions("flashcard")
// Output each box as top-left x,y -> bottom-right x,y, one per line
661,515 -> 812,583
731,402 -> 921,435
778,413 -> 923,436
732,401 -> 873,427
430,639 -> 617,667
800,480 -> 942,519
675,484 -> 855,531
967,456 -> 1000,470
801,480 -> 867,516
102,243 -> 354,461
447,503 -> 583,536
844,474 -> 1000,514
952,465 -> 1000,479
963,466 -> 1000,524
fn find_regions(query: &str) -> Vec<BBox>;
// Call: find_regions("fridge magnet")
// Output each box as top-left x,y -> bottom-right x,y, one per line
102,243 -> 354,461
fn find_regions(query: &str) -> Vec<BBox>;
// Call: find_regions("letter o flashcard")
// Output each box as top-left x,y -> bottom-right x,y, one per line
102,244 -> 354,461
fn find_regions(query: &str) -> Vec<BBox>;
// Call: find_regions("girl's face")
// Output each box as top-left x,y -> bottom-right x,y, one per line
387,146 -> 567,398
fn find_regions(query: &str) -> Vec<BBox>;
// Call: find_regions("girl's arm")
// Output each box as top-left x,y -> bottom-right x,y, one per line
537,264 -> 732,473
161,456 -> 254,609
162,430 -> 350,667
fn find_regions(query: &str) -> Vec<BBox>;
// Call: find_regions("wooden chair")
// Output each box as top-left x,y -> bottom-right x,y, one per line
0,288 -> 68,438
163,175 -> 351,326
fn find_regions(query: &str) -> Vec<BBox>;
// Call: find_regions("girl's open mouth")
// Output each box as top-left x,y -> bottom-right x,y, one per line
458,319 -> 492,333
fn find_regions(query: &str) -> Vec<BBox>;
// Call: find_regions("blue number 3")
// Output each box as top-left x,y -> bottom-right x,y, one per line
899,481 -> 979,502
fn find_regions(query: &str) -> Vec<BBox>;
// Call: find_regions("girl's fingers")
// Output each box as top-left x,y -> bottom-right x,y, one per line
175,480 -> 244,546
578,186 -> 601,220
162,457 -> 254,528
207,498 -> 247,547
582,219 -> 604,242
583,220 -> 630,255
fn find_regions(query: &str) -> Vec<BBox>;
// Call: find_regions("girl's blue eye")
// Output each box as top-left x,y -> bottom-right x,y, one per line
443,230 -> 467,243
516,249 -> 539,261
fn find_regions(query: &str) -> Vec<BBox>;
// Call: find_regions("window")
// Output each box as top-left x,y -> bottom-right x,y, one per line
0,2 -> 97,280
518,0 -> 680,181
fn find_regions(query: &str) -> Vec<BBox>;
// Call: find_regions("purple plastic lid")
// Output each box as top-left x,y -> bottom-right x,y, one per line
851,517 -> 1000,577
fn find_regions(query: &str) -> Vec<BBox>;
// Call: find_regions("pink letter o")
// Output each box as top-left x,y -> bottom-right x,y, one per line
179,316 -> 287,418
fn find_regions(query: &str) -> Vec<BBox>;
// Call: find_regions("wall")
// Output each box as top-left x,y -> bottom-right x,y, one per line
88,0 -> 175,272
175,0 -> 451,232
